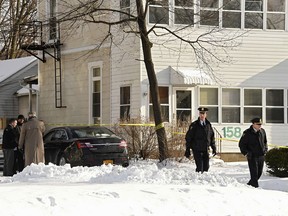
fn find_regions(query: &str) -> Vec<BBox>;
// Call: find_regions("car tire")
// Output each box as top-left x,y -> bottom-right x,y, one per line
57,154 -> 67,166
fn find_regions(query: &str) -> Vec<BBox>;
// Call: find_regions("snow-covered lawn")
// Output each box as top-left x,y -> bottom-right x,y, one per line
0,158 -> 287,216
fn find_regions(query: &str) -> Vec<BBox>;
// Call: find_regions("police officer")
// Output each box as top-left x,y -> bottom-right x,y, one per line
239,118 -> 268,188
185,107 -> 216,173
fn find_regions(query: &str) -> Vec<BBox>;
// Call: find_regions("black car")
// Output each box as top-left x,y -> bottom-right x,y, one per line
44,126 -> 129,167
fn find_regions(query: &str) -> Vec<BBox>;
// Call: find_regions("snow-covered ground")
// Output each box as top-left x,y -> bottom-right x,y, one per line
0,158 -> 287,216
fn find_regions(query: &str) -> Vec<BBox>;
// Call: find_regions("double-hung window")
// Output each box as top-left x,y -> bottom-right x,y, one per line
222,0 -> 241,28
267,0 -> 285,30
245,0 -> 263,29
149,0 -> 169,24
120,86 -> 131,120
120,0 -> 130,22
174,0 -> 194,25
92,68 -> 101,124
266,89 -> 284,123
244,89 -> 262,123
200,87 -> 219,122
200,0 -> 220,26
149,87 -> 169,122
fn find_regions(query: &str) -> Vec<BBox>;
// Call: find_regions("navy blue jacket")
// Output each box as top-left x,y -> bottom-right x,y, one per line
239,126 -> 268,157
185,118 -> 216,152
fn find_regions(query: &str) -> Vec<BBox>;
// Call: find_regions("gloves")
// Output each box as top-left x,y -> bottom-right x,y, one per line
212,148 -> 217,157
246,152 -> 252,159
184,148 -> 191,158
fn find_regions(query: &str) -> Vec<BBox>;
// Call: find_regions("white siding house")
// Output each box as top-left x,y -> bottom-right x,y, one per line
0,56 -> 37,129
32,0 -> 288,156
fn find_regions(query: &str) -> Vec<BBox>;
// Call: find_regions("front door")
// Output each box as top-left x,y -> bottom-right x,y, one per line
173,88 -> 194,123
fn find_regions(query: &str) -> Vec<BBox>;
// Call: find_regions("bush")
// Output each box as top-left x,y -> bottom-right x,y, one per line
265,148 -> 288,177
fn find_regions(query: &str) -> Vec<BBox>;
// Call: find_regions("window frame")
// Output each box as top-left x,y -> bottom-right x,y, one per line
149,86 -> 170,122
120,86 -> 131,120
147,0 -> 287,31
90,66 -> 102,125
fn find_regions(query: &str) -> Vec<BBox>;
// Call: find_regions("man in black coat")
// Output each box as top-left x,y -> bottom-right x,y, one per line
185,107 -> 216,173
2,118 -> 18,176
239,118 -> 268,188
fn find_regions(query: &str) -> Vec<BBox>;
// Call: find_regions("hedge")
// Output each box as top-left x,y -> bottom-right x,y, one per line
265,148 -> 288,178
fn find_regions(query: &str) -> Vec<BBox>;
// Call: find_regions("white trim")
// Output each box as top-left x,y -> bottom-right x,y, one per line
88,61 -> 103,125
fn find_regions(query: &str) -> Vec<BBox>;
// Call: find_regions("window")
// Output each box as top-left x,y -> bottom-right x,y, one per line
120,0 -> 130,22
174,0 -> 194,25
200,87 -> 218,122
200,0 -> 219,26
198,87 -> 288,124
149,0 -> 169,24
92,68 -> 101,124
222,0 -> 241,28
49,0 -> 57,40
120,86 -> 130,120
266,89 -> 284,123
150,87 -> 169,122
267,0 -> 285,30
245,0 -> 263,29
244,89 -> 262,123
176,90 -> 191,122
147,0 -> 287,31
222,88 -> 240,123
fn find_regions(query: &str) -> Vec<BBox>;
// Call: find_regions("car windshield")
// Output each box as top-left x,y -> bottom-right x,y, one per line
72,127 -> 116,138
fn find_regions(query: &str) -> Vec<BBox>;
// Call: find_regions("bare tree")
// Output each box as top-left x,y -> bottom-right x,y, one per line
35,0 -> 243,162
0,0 -> 37,59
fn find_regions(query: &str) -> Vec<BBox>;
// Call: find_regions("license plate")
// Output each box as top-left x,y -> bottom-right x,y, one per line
103,160 -> 113,165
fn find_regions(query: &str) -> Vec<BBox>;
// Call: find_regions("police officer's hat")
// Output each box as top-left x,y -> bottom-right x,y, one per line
198,107 -> 209,112
251,117 -> 262,124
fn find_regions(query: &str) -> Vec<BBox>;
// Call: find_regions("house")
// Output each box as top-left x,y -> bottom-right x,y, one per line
0,56 -> 38,130
25,1 -> 288,160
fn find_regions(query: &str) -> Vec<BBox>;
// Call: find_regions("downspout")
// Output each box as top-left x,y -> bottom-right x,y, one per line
19,81 -> 39,114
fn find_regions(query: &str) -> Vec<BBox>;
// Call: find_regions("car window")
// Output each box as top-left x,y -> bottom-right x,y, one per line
44,129 -> 68,142
44,131 -> 56,142
52,130 -> 68,141
73,127 -> 116,138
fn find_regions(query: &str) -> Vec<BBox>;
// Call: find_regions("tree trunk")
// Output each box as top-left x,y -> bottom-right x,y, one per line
136,0 -> 169,161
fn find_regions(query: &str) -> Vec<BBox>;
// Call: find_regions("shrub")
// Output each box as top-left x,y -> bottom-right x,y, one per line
265,148 -> 288,177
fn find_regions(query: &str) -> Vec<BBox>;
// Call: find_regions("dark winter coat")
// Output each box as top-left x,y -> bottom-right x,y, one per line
185,118 -> 216,152
239,126 -> 268,157
2,125 -> 18,149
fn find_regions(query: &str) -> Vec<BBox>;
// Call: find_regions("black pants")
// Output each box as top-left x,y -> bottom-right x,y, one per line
247,155 -> 264,188
14,149 -> 24,172
3,149 -> 16,176
192,150 -> 209,173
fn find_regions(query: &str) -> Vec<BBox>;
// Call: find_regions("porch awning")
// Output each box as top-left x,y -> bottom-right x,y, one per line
170,67 -> 214,85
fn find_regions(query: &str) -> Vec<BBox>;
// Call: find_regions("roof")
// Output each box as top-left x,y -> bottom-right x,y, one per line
170,67 -> 214,85
0,56 -> 36,83
16,84 -> 39,96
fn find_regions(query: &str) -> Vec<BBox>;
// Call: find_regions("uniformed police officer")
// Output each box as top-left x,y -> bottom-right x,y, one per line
185,107 -> 216,173
239,118 -> 268,188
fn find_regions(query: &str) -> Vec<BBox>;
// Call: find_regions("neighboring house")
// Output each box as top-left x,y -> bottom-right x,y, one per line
0,56 -> 37,129
24,1 -> 288,157
16,75 -> 39,118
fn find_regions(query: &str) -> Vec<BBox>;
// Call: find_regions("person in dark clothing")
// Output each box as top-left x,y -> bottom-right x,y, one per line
2,118 -> 18,176
185,107 -> 216,173
239,118 -> 268,188
14,114 -> 26,172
